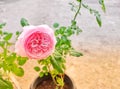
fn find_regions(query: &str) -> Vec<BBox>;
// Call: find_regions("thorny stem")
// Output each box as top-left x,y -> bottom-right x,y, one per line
60,74 -> 64,89
49,56 -> 59,86
48,67 -> 58,85
73,0 -> 82,21
50,55 -> 66,89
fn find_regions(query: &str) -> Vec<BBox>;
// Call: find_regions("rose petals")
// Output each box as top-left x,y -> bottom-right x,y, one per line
15,25 -> 56,60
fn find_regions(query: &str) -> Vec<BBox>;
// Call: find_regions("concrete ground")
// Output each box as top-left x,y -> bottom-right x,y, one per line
0,0 -> 120,89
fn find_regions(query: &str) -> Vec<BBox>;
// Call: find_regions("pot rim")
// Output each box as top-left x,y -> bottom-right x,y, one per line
30,73 -> 76,89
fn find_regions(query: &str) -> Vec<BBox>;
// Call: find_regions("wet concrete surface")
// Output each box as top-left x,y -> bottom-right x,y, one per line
0,0 -> 120,89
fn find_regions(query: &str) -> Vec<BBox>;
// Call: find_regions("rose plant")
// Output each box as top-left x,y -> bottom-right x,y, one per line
16,0 -> 105,89
0,0 -> 105,89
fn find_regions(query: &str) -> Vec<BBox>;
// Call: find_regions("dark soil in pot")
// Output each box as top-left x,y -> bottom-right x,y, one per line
36,78 -> 70,89
30,74 -> 76,89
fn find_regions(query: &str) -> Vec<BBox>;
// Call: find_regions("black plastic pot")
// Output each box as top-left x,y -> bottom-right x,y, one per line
30,74 -> 76,89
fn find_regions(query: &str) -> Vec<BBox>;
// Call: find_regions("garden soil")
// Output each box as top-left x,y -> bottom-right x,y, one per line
0,0 -> 120,89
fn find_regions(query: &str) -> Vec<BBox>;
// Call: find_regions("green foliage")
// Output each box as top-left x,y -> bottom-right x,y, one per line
17,56 -> 28,66
37,58 -> 50,77
0,25 -> 27,89
54,22 -> 83,57
3,33 -> 13,41
82,4 -> 102,27
69,48 -> 83,57
16,31 -> 21,39
56,77 -> 64,87
39,72 -> 44,77
69,0 -> 106,27
20,18 -> 29,27
34,66 -> 40,72
0,41 -> 5,47
96,14 -> 102,27
12,66 -> 24,77
0,23 -> 6,29
99,0 -> 106,12
71,20 -> 82,35
0,78 -> 13,89
53,23 -> 59,28
50,56 -> 63,73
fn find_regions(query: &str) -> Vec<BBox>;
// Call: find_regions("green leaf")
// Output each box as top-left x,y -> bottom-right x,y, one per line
45,72 -> 48,76
71,20 -> 76,26
34,66 -> 40,72
82,3 -> 102,27
70,49 -> 83,57
55,30 -> 59,36
17,57 -> 28,66
50,56 -> 63,73
59,26 -> 66,35
61,35 -> 67,43
56,77 -> 64,86
96,15 -> 102,27
2,61 -> 8,71
0,78 -> 13,89
20,18 -> 29,27
76,0 -> 81,2
3,33 -> 13,41
99,0 -> 106,12
0,30 -> 2,35
0,23 -> 6,29
39,72 -> 44,77
51,69 -> 59,76
12,66 -> 24,77
42,66 -> 47,71
76,27 -> 82,35
5,53 -> 16,64
16,31 -> 21,36
0,41 -> 5,47
56,57 -> 66,64
53,56 -> 66,70
53,23 -> 59,28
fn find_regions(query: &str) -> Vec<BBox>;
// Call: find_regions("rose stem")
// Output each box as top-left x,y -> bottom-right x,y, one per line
73,0 -> 82,21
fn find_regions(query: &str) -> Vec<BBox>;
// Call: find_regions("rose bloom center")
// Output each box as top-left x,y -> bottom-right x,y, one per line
24,32 -> 52,57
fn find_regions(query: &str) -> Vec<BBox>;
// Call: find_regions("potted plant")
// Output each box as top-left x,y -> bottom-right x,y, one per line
15,0 -> 105,89
0,0 -> 106,89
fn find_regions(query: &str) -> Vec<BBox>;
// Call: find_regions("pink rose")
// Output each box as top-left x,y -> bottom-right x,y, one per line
15,25 -> 56,60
